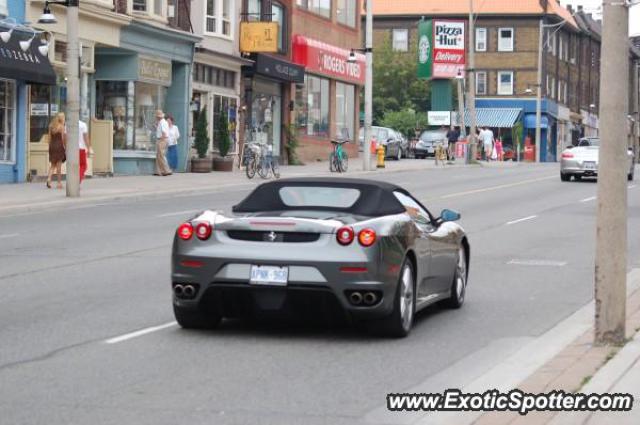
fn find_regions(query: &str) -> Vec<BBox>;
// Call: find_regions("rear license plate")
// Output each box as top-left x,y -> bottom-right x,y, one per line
427,147 -> 434,153
250,265 -> 289,286
584,161 -> 596,170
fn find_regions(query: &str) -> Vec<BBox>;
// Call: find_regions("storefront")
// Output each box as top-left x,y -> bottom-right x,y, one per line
0,25 -> 56,183
241,54 -> 304,159
192,48 -> 249,158
581,109 -> 599,138
94,22 -> 198,175
292,35 -> 364,162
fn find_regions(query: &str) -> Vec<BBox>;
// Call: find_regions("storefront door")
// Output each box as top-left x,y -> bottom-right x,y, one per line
250,78 -> 282,157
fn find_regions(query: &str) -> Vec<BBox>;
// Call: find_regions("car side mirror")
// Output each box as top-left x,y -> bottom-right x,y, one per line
440,209 -> 461,223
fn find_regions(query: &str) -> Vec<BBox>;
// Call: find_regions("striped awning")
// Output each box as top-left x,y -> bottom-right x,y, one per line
458,108 -> 522,128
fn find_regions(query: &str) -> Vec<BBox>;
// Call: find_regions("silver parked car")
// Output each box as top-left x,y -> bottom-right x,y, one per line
358,127 -> 405,160
171,178 -> 470,337
560,137 -> 635,181
414,129 -> 447,159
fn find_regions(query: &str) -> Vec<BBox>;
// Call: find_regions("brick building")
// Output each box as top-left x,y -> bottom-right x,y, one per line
241,0 -> 363,164
369,0 -> 638,162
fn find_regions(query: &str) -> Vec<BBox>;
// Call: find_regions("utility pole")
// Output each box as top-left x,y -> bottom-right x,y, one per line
467,0 -> 477,162
535,18 -> 543,163
594,1 -> 629,346
362,0 -> 373,171
66,0 -> 80,197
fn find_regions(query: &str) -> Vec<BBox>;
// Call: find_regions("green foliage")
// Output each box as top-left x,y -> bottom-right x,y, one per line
194,107 -> 209,159
371,36 -> 431,125
380,109 -> 428,138
217,108 -> 231,158
284,124 -> 303,165
512,121 -> 524,148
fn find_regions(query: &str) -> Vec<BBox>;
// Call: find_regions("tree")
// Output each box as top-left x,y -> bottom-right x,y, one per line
371,36 -> 431,125
194,106 -> 209,159
380,109 -> 428,138
217,108 -> 231,158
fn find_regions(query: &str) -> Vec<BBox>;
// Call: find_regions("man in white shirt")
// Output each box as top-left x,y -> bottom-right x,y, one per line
479,127 -> 494,161
166,114 -> 180,171
78,120 -> 91,182
155,110 -> 172,176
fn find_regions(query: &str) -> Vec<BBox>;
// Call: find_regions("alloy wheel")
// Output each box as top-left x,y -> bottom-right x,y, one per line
456,248 -> 467,303
399,265 -> 414,330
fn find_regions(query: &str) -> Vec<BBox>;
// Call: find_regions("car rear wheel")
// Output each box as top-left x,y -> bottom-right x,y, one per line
574,174 -> 582,181
377,259 -> 415,338
560,173 -> 571,182
444,247 -> 467,309
629,169 -> 634,181
174,304 -> 221,329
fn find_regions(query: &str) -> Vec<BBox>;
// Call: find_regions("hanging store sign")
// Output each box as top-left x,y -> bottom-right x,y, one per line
292,35 -> 365,85
428,111 -> 451,126
240,22 -> 279,53
432,20 -> 466,79
138,57 -> 172,86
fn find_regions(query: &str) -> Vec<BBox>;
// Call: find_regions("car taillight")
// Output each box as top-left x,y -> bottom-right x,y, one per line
195,222 -> 212,240
177,223 -> 194,240
358,229 -> 377,247
336,226 -> 355,245
561,152 -> 574,159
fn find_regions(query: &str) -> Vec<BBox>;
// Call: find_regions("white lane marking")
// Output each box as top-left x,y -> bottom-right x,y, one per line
0,233 -> 19,239
155,210 -> 200,218
508,259 -> 567,267
580,196 -> 597,203
506,215 -> 537,225
104,321 -> 177,344
439,175 -> 556,200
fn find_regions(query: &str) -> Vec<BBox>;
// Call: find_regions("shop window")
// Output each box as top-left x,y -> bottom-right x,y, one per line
335,82 -> 355,141
295,75 -> 329,137
296,0 -> 330,19
205,0 -> 233,37
337,0 -> 356,28
133,0 -> 166,17
498,28 -> 514,52
247,0 -> 261,21
212,95 -> 238,153
193,64 -> 236,89
0,80 -> 15,163
497,71 -> 513,95
475,71 -> 487,95
475,28 -> 487,52
29,81 -> 67,144
392,29 -> 408,52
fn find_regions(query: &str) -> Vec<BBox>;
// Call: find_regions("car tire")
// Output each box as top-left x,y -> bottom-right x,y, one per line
574,174 -> 582,181
377,259 -> 415,338
396,148 -> 402,161
628,170 -> 634,181
174,304 -> 221,329
560,173 -> 571,182
444,247 -> 468,309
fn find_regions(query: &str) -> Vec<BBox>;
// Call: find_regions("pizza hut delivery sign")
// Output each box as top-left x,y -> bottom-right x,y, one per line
433,20 -> 466,79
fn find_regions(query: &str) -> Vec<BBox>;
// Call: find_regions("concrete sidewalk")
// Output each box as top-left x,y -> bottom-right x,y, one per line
1,157 -> 507,215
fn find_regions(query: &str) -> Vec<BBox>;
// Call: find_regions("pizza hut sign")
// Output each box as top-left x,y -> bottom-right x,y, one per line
292,35 -> 366,85
433,20 -> 466,79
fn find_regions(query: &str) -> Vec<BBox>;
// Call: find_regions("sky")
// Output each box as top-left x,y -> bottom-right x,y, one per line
559,0 -> 640,36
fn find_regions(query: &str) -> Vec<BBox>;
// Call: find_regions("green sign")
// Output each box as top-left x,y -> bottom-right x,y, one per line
417,20 -> 433,79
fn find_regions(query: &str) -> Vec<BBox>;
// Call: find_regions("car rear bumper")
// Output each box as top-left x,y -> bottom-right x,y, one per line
560,159 -> 598,175
413,147 -> 435,157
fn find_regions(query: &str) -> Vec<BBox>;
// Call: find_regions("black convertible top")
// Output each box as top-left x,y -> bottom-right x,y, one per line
232,177 -> 408,216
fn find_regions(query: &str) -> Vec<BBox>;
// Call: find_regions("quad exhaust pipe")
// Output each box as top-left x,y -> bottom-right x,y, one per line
173,284 -> 196,299
348,291 -> 379,306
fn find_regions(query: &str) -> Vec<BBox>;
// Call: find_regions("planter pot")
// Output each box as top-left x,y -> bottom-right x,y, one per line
213,157 -> 234,172
191,157 -> 211,173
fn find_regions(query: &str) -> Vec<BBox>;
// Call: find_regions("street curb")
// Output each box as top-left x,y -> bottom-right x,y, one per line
0,162 -> 470,217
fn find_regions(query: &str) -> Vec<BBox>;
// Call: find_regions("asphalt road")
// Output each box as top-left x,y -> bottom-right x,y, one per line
0,161 -> 638,425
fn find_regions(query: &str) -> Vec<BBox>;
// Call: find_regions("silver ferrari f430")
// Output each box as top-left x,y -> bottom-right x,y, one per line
171,178 -> 470,337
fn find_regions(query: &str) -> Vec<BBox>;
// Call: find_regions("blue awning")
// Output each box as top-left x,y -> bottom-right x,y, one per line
524,114 -> 549,129
461,108 -> 522,128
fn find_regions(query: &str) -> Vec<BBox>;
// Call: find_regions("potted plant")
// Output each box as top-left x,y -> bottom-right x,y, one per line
191,107 -> 211,173
212,109 -> 234,172
284,123 -> 303,165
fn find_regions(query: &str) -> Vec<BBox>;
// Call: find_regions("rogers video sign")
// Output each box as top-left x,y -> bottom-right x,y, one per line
432,20 -> 466,79
292,35 -> 366,85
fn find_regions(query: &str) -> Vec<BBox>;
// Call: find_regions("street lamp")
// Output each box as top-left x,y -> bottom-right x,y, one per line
38,0 -> 81,198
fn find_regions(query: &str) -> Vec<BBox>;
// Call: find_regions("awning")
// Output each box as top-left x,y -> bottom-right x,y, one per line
462,108 -> 522,128
524,114 -> 549,129
0,32 -> 56,85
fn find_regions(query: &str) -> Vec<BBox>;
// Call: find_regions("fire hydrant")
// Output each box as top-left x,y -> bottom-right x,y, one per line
376,144 -> 386,168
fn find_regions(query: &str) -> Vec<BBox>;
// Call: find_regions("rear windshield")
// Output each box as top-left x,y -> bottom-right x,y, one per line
421,131 -> 447,142
578,138 -> 600,147
279,187 -> 361,208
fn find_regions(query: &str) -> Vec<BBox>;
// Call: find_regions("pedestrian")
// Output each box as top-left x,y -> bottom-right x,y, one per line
446,125 -> 460,162
167,114 -> 180,171
78,119 -> 91,183
480,127 -> 494,161
47,113 -> 66,189
495,137 -> 503,161
154,109 -> 172,176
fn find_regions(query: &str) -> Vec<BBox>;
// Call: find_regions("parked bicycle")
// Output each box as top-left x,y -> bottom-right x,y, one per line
243,142 -> 280,179
329,140 -> 349,173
